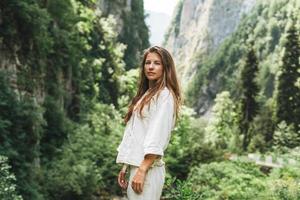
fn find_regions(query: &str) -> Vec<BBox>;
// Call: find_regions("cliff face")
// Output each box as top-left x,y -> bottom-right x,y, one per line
0,0 -> 147,106
167,0 -> 300,118
0,43 -> 20,97
98,0 -> 149,69
98,0 -> 132,34
164,0 -> 256,87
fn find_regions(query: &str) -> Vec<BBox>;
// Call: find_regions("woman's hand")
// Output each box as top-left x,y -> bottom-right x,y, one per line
131,168 -> 147,194
130,154 -> 158,194
118,165 -> 128,190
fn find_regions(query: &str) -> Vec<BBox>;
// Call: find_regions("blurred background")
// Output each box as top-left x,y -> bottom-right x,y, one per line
0,0 -> 300,199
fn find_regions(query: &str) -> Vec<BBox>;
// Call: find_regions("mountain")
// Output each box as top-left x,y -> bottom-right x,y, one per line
98,0 -> 150,69
165,0 -> 300,117
164,0 -> 256,87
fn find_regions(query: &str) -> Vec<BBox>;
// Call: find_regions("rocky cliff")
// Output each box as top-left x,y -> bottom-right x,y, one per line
98,0 -> 149,69
0,0 -> 148,106
164,0 -> 256,87
166,0 -> 299,118
98,0 -> 132,34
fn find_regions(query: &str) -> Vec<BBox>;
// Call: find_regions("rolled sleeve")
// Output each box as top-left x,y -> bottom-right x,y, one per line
143,90 -> 175,157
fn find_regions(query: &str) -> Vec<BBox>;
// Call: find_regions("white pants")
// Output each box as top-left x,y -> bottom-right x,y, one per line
127,164 -> 165,200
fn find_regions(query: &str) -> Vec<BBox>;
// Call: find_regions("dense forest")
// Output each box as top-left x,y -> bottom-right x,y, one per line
0,0 -> 300,200
0,0 -> 147,199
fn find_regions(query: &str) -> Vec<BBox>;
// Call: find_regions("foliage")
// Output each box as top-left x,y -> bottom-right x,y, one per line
117,68 -> 139,115
163,0 -> 184,42
282,147 -> 300,163
0,0 -> 52,61
44,103 -> 124,200
70,1 -> 126,108
187,161 -> 267,199
0,156 -> 23,200
162,176 -> 202,200
205,91 -> 241,152
0,0 -> 143,199
164,106 -> 221,180
118,0 -> 150,69
239,46 -> 260,150
273,121 -> 300,152
0,71 -> 46,200
169,160 -> 300,200
266,166 -> 300,200
164,106 -> 198,179
275,21 -> 300,132
247,99 -> 276,152
186,0 -> 300,113
184,0 -> 300,156
2,0 -> 300,199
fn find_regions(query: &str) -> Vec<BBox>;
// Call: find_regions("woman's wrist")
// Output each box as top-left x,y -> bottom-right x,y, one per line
138,166 -> 148,174
138,154 -> 158,173
121,164 -> 128,173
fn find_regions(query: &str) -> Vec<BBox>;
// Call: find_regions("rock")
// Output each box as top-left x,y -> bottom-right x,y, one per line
164,0 -> 257,117
165,0 -> 256,86
97,0 -> 132,34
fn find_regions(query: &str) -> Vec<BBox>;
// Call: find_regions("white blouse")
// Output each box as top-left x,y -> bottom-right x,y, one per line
116,87 -> 176,167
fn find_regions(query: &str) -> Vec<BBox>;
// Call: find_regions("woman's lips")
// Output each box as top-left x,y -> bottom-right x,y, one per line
147,72 -> 155,75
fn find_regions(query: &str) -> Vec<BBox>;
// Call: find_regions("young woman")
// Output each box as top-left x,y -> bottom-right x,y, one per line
116,46 -> 182,199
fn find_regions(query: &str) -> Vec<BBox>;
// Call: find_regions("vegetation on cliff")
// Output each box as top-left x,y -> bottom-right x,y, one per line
0,0 -> 299,199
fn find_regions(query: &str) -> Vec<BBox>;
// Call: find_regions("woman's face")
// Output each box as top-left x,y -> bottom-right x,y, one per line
144,52 -> 164,83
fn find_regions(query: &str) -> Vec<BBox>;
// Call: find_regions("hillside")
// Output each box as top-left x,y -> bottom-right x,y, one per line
164,0 -> 256,88
187,0 -> 299,115
0,0 -> 148,199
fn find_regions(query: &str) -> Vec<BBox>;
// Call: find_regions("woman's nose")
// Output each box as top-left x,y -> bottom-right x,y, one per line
149,62 -> 155,69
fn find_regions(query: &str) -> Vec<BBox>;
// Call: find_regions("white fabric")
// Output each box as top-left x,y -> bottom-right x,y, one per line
127,165 -> 165,200
116,87 -> 175,167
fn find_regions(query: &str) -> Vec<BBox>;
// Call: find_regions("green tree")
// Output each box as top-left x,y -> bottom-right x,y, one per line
165,107 -> 214,180
0,71 -> 45,200
247,99 -> 276,152
0,0 -> 152,198
275,22 -> 300,132
205,91 -> 241,152
119,0 -> 150,69
239,47 -> 260,150
0,0 -> 128,199
0,156 -> 23,200
44,103 -> 124,200
273,121 -> 300,151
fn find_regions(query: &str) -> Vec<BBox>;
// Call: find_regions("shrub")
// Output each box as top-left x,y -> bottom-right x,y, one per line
266,166 -> 300,200
187,161 -> 267,199
273,121 -> 300,152
44,103 -> 124,200
164,106 -> 220,180
162,175 -> 202,200
0,156 -> 23,200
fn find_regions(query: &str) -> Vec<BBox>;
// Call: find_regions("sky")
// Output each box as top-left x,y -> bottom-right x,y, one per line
144,0 -> 179,16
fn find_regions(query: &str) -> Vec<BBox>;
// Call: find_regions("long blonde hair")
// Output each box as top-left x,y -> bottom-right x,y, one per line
124,46 -> 182,124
